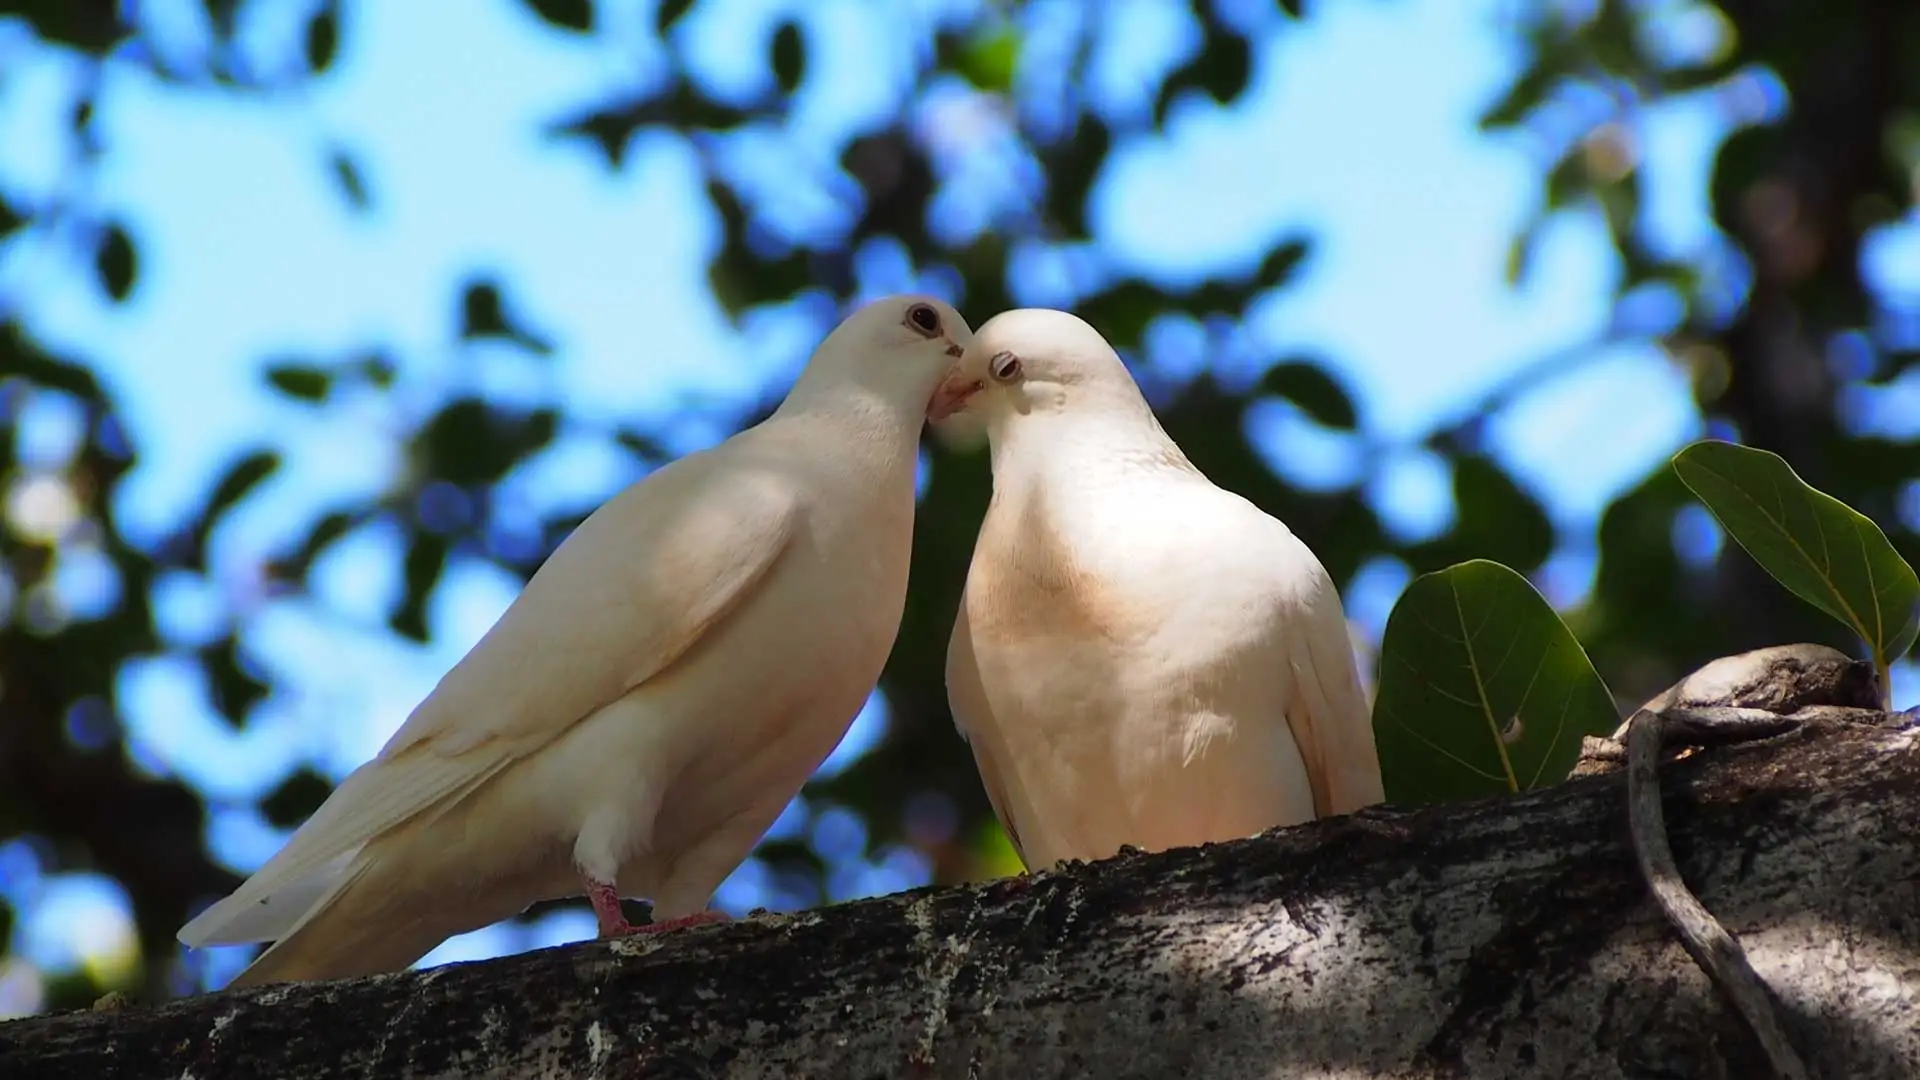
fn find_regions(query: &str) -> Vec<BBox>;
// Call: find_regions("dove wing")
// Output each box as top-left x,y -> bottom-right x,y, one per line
946,597 -> 1034,870
1279,561 -> 1385,818
180,445 -> 801,945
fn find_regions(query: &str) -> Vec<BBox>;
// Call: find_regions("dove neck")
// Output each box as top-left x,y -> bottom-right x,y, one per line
987,383 -> 1196,479
771,382 -> 926,474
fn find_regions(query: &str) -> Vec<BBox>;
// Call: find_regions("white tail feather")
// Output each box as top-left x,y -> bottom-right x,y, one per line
178,848 -> 359,946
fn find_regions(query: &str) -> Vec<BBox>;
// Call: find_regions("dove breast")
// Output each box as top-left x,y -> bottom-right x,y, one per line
956,466 -> 1328,870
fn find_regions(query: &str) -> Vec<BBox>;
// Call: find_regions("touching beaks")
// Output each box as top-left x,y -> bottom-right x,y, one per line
927,374 -> 983,422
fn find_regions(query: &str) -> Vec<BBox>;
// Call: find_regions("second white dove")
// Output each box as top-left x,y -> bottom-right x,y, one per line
935,307 -> 1383,871
178,295 -> 973,986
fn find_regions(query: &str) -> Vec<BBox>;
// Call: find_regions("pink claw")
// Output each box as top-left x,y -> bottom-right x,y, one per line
628,911 -> 731,935
586,879 -> 731,937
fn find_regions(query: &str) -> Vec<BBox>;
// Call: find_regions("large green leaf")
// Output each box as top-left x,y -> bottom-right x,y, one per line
1372,559 -> 1619,806
1672,439 -> 1920,704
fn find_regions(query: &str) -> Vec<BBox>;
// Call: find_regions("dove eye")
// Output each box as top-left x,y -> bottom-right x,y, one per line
905,303 -> 942,338
989,351 -> 1023,382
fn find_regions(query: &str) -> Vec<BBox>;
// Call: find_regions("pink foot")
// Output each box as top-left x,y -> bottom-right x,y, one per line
584,879 -> 730,937
627,911 -> 730,935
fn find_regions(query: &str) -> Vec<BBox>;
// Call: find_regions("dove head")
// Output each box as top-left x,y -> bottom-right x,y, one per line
783,294 -> 973,422
930,307 -> 1148,427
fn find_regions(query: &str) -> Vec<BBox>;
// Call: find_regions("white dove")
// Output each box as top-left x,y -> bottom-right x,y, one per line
179,295 -> 974,986
934,308 -> 1382,872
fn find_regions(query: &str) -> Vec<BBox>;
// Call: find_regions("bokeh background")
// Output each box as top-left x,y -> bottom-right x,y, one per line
1,0 -> 1917,1015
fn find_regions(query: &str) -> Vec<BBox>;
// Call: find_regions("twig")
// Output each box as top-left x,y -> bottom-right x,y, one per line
1625,707 -> 1813,1080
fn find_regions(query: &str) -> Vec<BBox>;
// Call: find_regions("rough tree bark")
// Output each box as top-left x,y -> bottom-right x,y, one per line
2,715 -> 1916,1080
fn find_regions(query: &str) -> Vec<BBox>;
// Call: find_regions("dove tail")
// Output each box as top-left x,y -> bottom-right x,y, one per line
222,855 -> 450,988
178,849 -> 360,948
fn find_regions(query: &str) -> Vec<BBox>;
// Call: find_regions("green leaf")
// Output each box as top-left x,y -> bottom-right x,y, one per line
95,222 -> 137,302
955,25 -> 1020,93
655,0 -> 696,35
204,449 -> 281,521
200,637 -> 271,727
1153,21 -> 1252,125
1195,22 -> 1252,105
305,1 -> 339,73
1259,359 -> 1356,429
524,0 -> 592,33
327,148 -> 370,211
264,363 -> 333,402
1372,559 -> 1619,806
458,276 -> 554,354
414,399 -> 558,487
770,20 -> 805,96
391,532 -> 450,642
1253,236 -> 1311,291
274,508 -> 365,581
1672,439 -> 1920,697
260,767 -> 334,828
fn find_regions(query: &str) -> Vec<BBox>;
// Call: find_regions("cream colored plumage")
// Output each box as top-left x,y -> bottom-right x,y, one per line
178,295 -> 973,986
936,308 -> 1382,872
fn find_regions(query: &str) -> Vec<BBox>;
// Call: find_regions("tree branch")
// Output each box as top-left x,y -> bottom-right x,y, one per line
1626,706 -> 1812,1080
3,717 -> 1916,1080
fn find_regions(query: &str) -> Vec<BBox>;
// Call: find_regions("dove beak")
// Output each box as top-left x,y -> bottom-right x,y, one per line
928,371 -> 983,422
926,339 -> 980,422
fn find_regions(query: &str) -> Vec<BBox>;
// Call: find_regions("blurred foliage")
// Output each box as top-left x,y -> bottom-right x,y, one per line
0,0 -> 1915,1013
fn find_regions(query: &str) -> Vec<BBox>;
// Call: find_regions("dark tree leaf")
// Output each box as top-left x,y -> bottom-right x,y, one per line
1277,0 -> 1304,17
1260,359 -> 1357,429
1154,20 -> 1252,125
0,323 -> 105,401
1075,281 -> 1161,354
200,637 -> 271,727
203,450 -> 281,521
415,399 -> 560,487
548,87 -> 753,169
264,363 -> 333,402
391,532 -> 450,642
202,0 -> 241,39
656,0 -> 696,35
1041,117 -> 1111,239
1195,23 -> 1252,104
305,1 -> 340,73
1373,559 -> 1618,805
1254,237 -> 1312,291
94,223 -> 137,302
951,25 -> 1020,93
524,0 -> 592,33
770,20 -> 805,96
615,428 -> 669,462
1478,62 -> 1555,131
841,131 -> 938,258
327,148 -> 370,211
17,0 -> 126,52
458,276 -> 554,355
0,195 -> 21,239
177,448 -> 281,570
259,767 -> 334,829
460,279 -> 509,339
1673,439 -> 1920,690
354,352 -> 396,387
1406,455 -> 1553,577
272,508 -> 365,582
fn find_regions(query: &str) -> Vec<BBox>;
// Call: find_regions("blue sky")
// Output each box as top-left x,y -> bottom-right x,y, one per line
0,0 -> 1915,1010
